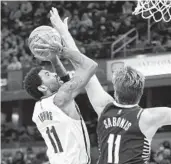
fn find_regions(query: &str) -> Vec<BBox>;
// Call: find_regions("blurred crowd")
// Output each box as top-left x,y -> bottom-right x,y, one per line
1,122 -> 43,144
1,120 -> 97,164
1,1 -> 171,76
2,147 -> 49,164
150,141 -> 171,164
1,119 -> 171,164
1,136 -> 171,164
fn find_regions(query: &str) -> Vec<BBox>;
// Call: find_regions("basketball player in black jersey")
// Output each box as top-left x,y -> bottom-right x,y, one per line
84,45 -> 171,163
37,7 -> 171,164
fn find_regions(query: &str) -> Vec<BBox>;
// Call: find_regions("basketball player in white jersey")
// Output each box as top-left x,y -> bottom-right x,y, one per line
49,7 -> 171,164
24,21 -> 97,163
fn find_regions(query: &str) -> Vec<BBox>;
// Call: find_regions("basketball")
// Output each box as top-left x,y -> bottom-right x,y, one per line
28,26 -> 62,59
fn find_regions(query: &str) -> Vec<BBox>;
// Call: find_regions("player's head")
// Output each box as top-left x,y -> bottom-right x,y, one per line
24,67 -> 63,100
112,66 -> 145,105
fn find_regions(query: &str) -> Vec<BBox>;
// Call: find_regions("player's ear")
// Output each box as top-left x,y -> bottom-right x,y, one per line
38,85 -> 48,92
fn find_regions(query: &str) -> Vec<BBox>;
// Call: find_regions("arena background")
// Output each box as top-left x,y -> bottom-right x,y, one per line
1,1 -> 171,164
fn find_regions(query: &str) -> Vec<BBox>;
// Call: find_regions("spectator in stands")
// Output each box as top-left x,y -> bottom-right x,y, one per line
96,17 -> 108,41
69,13 -> 81,30
69,27 -> 79,40
19,50 -> 32,68
155,19 -> 169,34
12,151 -> 25,164
152,39 -> 166,54
7,56 -> 22,71
136,35 -> 149,50
155,151 -> 165,163
2,42 -> 13,57
1,26 -> 10,38
25,147 -> 36,164
77,26 -> 89,43
1,57 -> 9,74
118,15 -> 133,34
122,1 -> 134,14
20,1 -> 32,15
35,151 -> 49,164
163,36 -> 171,49
105,1 -> 117,14
34,2 -> 46,19
9,5 -> 22,21
163,141 -> 171,149
111,21 -> 121,36
80,13 -> 93,29
18,126 -> 31,142
1,124 -> 7,142
163,148 -> 171,161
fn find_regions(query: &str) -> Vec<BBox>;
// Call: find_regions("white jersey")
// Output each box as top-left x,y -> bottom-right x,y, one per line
32,94 -> 90,164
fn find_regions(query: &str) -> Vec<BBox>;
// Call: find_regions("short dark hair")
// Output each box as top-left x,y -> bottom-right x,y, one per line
24,67 -> 43,100
112,66 -> 145,105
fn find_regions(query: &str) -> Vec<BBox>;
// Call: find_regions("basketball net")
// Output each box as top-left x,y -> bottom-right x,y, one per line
133,0 -> 171,22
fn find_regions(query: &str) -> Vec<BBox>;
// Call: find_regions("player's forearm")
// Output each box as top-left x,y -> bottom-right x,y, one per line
61,32 -> 79,52
62,48 -> 97,71
50,55 -> 67,77
85,75 -> 114,115
54,49 -> 98,107
163,107 -> 171,125
147,107 -> 171,128
61,28 -> 114,112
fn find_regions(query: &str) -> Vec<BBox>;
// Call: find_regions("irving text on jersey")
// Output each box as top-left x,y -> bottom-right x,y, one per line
38,111 -> 53,122
103,117 -> 132,131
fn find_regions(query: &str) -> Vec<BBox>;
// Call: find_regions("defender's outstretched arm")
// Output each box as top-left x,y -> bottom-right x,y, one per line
139,107 -> 171,140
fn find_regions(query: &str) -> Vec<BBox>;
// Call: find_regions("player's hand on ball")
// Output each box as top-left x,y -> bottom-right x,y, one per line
33,41 -> 63,61
50,7 -> 69,34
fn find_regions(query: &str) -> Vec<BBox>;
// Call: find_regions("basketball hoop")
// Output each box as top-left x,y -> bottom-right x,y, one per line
133,0 -> 171,22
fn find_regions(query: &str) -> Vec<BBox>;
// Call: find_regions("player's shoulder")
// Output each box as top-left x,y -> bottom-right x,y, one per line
138,108 -> 160,140
139,107 -> 163,123
32,101 -> 41,120
34,100 -> 42,110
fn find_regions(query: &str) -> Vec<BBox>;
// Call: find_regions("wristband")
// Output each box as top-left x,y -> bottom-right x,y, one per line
60,74 -> 70,83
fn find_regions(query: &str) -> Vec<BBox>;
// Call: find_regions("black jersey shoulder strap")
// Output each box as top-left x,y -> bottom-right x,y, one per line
102,102 -> 115,114
75,103 -> 90,164
137,108 -> 144,120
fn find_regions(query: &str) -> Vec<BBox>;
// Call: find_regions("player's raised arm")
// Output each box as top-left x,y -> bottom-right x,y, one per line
50,7 -> 114,116
85,76 -> 114,116
50,7 -> 79,52
139,107 -> 171,140
54,47 -> 97,108
33,41 -> 97,109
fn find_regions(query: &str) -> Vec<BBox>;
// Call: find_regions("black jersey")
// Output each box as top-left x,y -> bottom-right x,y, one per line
97,103 -> 151,164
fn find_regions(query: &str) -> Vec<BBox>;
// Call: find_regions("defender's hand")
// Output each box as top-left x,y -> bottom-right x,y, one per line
50,7 -> 69,34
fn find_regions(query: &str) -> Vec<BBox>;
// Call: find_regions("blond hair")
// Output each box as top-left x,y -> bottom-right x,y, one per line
112,66 -> 145,105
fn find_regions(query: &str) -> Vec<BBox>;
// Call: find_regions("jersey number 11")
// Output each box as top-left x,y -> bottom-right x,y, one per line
107,134 -> 121,164
46,126 -> 63,153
